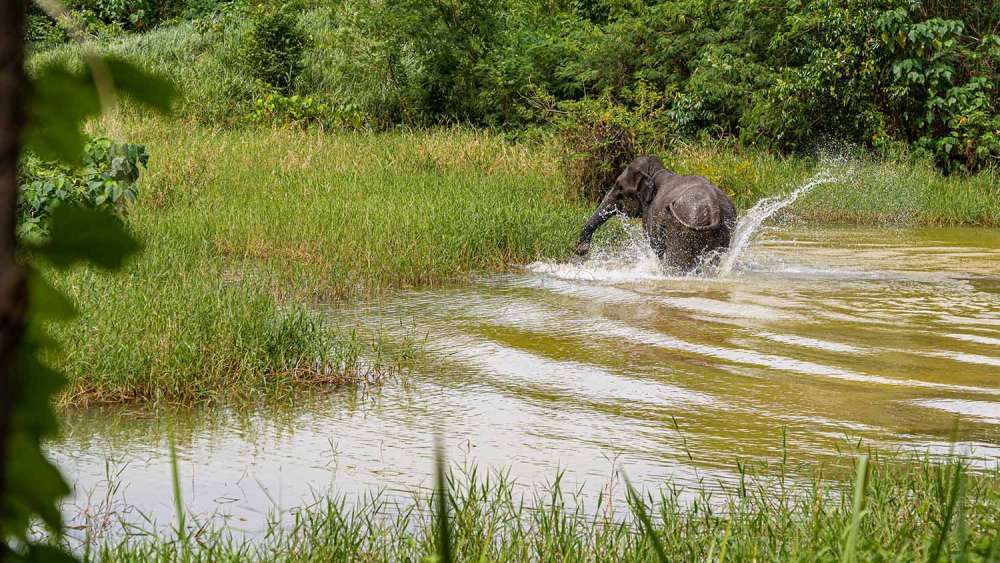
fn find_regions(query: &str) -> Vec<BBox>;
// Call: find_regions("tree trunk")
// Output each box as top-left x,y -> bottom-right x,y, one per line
0,0 -> 28,526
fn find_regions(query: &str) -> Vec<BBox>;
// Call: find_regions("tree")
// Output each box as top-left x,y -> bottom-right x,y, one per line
0,4 -> 30,556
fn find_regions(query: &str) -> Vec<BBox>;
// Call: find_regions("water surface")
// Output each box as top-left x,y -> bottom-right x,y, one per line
52,225 -> 1000,539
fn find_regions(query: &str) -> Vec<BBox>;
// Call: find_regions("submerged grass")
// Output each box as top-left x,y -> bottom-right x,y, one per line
84,452 -> 999,561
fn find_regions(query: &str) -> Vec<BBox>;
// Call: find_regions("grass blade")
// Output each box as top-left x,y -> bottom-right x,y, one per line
624,472 -> 669,563
435,434 -> 453,563
168,437 -> 186,549
928,459 -> 965,563
841,454 -> 869,563
718,517 -> 733,563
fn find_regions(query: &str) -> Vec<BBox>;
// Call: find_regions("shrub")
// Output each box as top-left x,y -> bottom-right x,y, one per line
25,5 -> 67,50
251,93 -> 330,127
241,4 -> 308,94
558,98 -> 638,202
878,7 -> 999,173
671,45 -> 771,139
333,0 -> 537,127
18,138 -> 148,238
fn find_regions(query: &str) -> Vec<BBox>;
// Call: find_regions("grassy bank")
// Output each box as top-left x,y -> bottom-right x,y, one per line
81,453 -> 1000,561
48,117 -> 584,406
47,115 -> 1000,406
657,142 -> 1000,226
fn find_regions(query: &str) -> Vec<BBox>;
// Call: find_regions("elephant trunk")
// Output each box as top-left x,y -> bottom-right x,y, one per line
574,190 -> 618,255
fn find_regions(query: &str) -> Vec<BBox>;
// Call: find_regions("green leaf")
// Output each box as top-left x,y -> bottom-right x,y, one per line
103,56 -> 176,114
24,544 -> 79,563
4,433 -> 70,535
13,345 -> 66,439
26,267 -> 77,322
33,206 -> 141,271
3,346 -> 70,541
24,64 -> 101,165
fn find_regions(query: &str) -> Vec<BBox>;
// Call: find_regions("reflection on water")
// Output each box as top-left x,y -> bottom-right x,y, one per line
50,226 -> 1000,540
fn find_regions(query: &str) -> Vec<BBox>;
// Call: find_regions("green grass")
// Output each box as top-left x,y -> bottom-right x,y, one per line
47,116 -> 584,406
46,115 -> 1000,407
28,8 -> 1000,228
85,452 -> 1000,561
657,141 -> 1000,226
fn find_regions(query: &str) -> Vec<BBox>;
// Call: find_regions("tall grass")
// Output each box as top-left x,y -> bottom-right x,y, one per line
659,141 -> 1000,226
89,452 -> 1000,561
46,116 -> 584,406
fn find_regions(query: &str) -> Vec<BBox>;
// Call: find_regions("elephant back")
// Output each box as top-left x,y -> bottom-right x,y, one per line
659,176 -> 732,231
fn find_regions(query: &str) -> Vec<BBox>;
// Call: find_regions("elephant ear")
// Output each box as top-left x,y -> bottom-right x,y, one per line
669,188 -> 724,230
640,175 -> 657,207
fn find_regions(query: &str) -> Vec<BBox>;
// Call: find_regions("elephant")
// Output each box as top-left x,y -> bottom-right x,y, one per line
573,155 -> 737,271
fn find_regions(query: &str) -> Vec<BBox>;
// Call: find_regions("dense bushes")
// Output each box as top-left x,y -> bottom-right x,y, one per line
330,0 -> 997,174
241,4 -> 308,94
28,0 -> 998,176
25,0 -> 223,44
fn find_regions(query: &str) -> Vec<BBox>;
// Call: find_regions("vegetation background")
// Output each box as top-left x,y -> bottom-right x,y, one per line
27,0 -> 999,179
15,0 -> 1000,407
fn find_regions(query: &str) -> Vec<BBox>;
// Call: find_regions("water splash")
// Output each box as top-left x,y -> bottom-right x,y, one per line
531,170 -> 839,282
715,171 -> 837,276
528,216 -> 676,282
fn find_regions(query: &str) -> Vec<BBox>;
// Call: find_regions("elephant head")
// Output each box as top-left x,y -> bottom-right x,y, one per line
573,155 -> 666,256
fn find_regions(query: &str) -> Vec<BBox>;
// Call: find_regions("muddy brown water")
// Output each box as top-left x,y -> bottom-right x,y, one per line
50,225 -> 1000,540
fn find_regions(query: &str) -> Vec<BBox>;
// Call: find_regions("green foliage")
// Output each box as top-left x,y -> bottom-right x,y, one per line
27,0 -> 999,173
25,58 -> 171,164
334,0 -> 535,127
241,4 -> 308,94
103,55 -> 178,113
736,0 -> 891,153
26,0 -> 224,44
18,138 -> 149,239
333,0 -> 996,173
557,97 -> 639,201
25,5 -> 67,51
878,7 -> 999,172
4,50 -> 173,560
24,64 -> 101,164
251,93 -> 329,127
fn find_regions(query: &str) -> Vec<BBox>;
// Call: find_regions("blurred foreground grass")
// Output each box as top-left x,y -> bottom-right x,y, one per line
85,452 -> 1000,561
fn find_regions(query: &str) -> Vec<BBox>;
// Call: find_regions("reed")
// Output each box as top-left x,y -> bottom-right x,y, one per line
87,452 -> 1000,561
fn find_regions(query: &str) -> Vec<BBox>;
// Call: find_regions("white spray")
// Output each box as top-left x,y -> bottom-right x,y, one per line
715,171 -> 837,276
530,170 -> 840,282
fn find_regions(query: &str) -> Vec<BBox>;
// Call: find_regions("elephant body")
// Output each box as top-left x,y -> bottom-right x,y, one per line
574,156 -> 736,271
